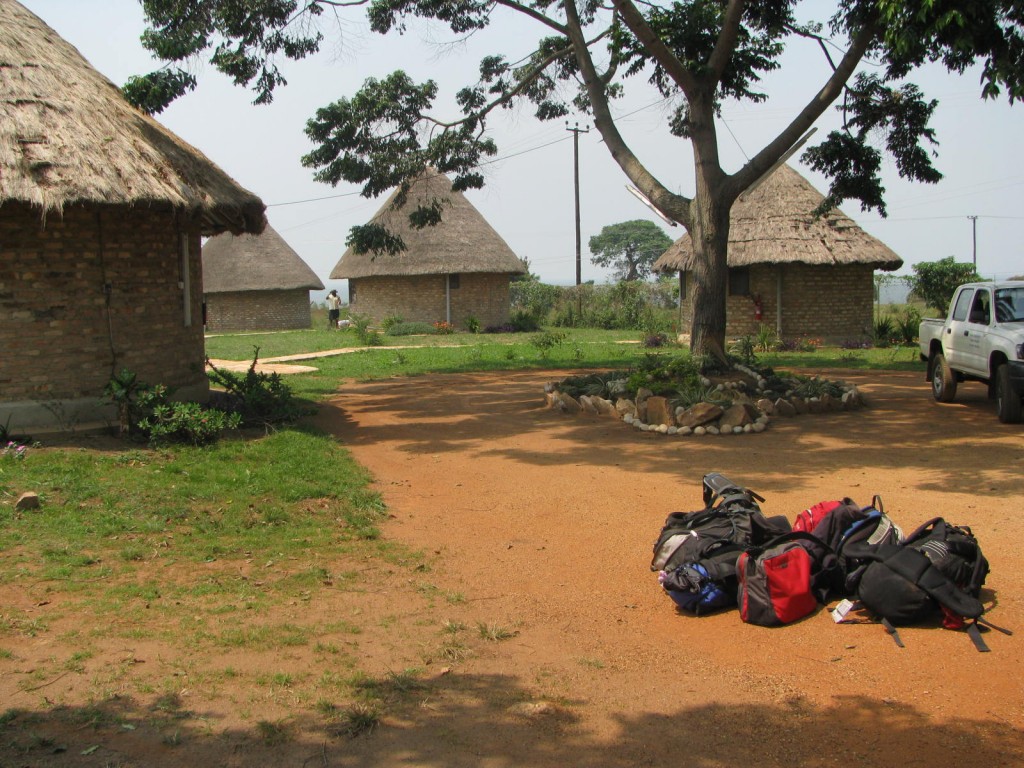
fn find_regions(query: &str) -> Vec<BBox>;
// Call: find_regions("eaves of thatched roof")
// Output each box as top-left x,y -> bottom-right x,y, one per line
330,169 -> 526,279
202,225 -> 324,293
654,164 -> 903,273
0,0 -> 265,236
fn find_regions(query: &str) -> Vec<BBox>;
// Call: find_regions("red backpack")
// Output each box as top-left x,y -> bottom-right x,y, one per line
792,499 -> 843,533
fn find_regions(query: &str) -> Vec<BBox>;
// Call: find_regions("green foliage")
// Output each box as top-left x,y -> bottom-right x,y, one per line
381,315 -> 404,332
588,220 -> 673,282
206,349 -> 305,428
384,321 -> 436,336
529,330 -> 566,359
432,321 -> 456,335
464,315 -> 481,334
104,368 -> 149,437
729,336 -> 758,367
350,314 -> 384,346
908,257 -> 984,315
626,353 -> 703,397
135,386 -> 241,446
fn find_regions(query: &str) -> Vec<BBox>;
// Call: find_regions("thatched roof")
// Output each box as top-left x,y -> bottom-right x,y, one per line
654,164 -> 903,273
0,0 -> 265,235
331,169 -> 526,278
202,225 -> 324,293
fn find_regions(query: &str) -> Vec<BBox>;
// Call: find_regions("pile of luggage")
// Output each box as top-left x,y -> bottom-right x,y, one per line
652,473 -> 1011,651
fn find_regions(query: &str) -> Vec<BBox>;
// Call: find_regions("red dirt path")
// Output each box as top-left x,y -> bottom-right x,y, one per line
313,367 -> 1024,767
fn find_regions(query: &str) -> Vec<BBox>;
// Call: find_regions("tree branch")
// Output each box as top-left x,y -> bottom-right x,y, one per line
729,20 -> 879,197
707,0 -> 745,81
563,0 -> 690,224
493,0 -> 568,35
611,0 -> 699,96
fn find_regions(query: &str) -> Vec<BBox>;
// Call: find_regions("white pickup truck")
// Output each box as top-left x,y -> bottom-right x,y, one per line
919,281 -> 1024,423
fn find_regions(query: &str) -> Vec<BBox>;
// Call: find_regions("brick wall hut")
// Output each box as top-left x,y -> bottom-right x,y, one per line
0,0 -> 265,433
331,169 -> 526,329
202,225 -> 324,332
653,164 -> 903,344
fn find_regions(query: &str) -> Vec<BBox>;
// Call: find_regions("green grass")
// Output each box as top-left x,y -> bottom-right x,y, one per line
205,327 -> 923,401
0,427 -> 390,620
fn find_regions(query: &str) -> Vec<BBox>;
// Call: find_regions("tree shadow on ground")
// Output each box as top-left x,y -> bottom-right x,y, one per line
1,670 -> 1018,768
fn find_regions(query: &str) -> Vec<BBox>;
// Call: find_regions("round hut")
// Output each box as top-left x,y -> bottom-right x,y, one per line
0,0 -> 265,432
202,225 -> 324,332
331,169 -> 526,330
654,164 -> 903,344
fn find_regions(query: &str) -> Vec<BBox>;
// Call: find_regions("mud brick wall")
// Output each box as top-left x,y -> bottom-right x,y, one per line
0,202 -> 207,403
349,273 -> 514,329
204,289 -> 312,332
677,263 -> 876,342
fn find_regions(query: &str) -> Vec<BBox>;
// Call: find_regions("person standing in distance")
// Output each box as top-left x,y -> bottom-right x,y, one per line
326,289 -> 342,329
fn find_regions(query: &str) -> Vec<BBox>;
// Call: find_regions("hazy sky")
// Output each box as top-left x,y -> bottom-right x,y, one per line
20,1 -> 1024,294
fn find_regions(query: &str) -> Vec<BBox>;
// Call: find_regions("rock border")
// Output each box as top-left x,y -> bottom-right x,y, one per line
544,364 -> 865,436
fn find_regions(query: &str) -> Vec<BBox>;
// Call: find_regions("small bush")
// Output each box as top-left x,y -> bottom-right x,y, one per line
206,349 -> 304,428
385,321 -> 436,336
642,333 -> 669,348
873,316 -> 897,348
136,386 -> 241,446
380,314 -> 404,332
510,310 -> 541,333
464,315 -> 481,333
350,314 -> 383,346
530,330 -> 566,358
484,323 -> 517,334
433,321 -> 456,335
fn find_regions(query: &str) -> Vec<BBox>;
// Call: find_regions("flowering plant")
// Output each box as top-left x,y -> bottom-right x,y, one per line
433,321 -> 456,335
1,441 -> 27,460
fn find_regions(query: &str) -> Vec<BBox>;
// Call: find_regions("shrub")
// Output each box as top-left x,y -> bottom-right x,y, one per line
380,314 -> 404,332
510,310 -> 541,332
464,315 -> 481,333
136,386 -> 241,446
873,316 -> 897,347
385,321 -> 436,336
206,349 -> 304,428
433,321 -> 456,335
350,313 -> 383,346
529,330 -> 566,358
642,333 -> 669,348
484,323 -> 517,334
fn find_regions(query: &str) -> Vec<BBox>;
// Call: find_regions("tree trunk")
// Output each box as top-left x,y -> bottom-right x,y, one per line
688,183 -> 731,361
685,89 -> 732,362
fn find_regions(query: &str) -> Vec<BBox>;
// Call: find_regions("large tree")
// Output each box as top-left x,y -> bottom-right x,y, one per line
589,220 -> 673,282
124,0 -> 1024,357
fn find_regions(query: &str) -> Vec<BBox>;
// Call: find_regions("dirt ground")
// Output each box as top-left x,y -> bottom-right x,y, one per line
3,368 -> 1023,767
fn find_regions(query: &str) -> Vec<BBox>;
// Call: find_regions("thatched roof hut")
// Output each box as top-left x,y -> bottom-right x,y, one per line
203,226 -> 323,292
332,168 -> 526,278
1,0 -> 266,432
202,226 -> 325,332
0,0 -> 265,235
331,169 -> 526,328
654,164 -> 902,343
654,164 -> 902,272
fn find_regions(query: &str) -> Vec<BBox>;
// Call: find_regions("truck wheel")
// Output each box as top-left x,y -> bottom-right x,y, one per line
996,364 -> 1023,423
931,353 -> 957,402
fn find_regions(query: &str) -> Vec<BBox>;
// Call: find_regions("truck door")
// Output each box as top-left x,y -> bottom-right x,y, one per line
959,288 -> 992,375
945,288 -> 975,372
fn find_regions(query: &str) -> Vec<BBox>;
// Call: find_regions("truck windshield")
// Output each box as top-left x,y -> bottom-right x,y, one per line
995,288 -> 1024,323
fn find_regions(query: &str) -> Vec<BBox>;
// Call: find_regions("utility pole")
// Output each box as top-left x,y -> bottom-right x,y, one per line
968,215 -> 978,268
566,121 -> 589,287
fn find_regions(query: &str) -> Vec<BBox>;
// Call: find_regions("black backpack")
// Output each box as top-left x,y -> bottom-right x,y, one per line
805,495 -> 904,598
853,518 -> 1009,650
652,473 -> 790,614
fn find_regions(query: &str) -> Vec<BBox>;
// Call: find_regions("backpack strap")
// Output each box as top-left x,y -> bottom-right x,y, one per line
881,618 -> 905,648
